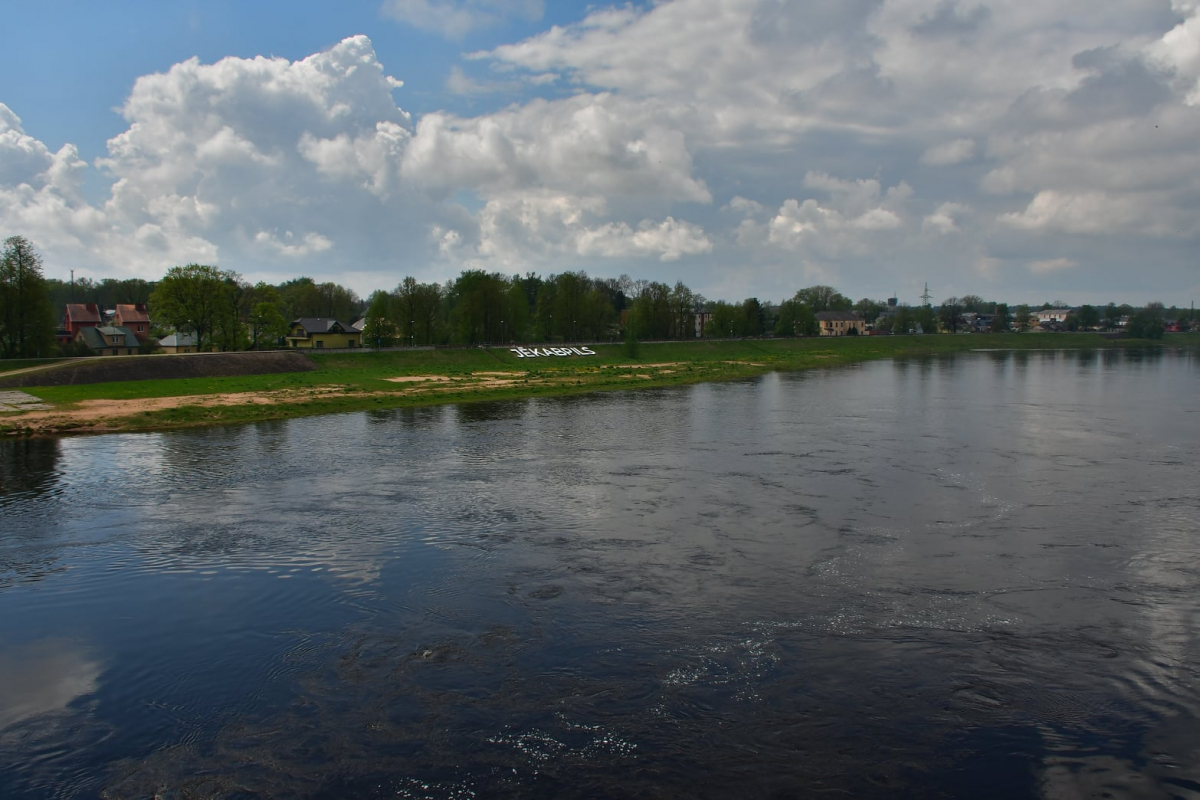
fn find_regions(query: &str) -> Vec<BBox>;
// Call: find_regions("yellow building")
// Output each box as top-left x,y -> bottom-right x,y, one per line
815,311 -> 866,336
286,318 -> 362,349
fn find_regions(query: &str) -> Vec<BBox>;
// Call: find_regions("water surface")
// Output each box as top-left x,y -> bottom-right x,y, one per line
1,349 -> 1198,798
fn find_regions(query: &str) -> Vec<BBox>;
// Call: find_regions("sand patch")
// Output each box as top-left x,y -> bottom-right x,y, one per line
608,362 -> 683,369
385,375 -> 452,383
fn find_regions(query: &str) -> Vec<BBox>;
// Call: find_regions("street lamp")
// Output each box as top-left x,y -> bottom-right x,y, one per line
410,320 -> 414,348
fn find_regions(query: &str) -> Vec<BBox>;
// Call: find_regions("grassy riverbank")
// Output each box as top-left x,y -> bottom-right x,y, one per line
3,333 -> 1197,436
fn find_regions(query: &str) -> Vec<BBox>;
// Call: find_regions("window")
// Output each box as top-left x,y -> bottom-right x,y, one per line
316,340 -> 324,348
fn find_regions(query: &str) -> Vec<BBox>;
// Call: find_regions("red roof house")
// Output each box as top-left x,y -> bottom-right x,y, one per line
114,303 -> 151,339
65,303 -> 102,335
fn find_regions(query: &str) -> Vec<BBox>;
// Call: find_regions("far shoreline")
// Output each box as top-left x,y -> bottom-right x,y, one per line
2,333 -> 1196,438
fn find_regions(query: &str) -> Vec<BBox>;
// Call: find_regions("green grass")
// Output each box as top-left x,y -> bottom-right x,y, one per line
0,357 -> 75,374
6,332 -> 1198,435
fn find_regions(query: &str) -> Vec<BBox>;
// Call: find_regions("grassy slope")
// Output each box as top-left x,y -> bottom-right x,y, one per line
5,333 -> 1198,434
0,358 -> 73,375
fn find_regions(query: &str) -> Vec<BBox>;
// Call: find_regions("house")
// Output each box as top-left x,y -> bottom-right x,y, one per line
1035,308 -> 1072,325
972,313 -> 995,332
65,303 -> 103,336
113,304 -> 151,339
76,325 -> 140,356
158,332 -> 199,354
816,311 -> 865,336
285,318 -> 362,349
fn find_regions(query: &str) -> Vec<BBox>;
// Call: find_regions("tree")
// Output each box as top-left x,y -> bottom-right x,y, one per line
361,291 -> 397,348
795,285 -> 851,313
150,264 -> 237,353
959,294 -> 987,313
913,305 -> 937,335
670,281 -> 697,339
742,298 -> 765,336
1076,304 -> 1100,330
249,300 -> 288,350
1014,304 -> 1032,332
0,236 -> 55,358
1126,308 -> 1165,339
990,304 -> 1011,332
854,298 -> 885,324
774,299 -> 816,336
939,297 -> 964,333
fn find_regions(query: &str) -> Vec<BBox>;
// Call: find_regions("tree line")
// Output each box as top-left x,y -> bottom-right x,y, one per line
1,234 -> 1194,358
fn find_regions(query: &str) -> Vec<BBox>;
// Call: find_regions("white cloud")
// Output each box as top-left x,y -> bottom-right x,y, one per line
401,94 -> 711,203
923,202 -> 968,234
763,172 -> 912,252
254,230 -> 334,258
998,189 -> 1185,236
1028,257 -> 1078,273
5,1 -> 1200,303
1147,1 -> 1200,103
577,217 -> 713,262
920,138 -> 975,166
460,191 -> 711,268
381,0 -> 544,39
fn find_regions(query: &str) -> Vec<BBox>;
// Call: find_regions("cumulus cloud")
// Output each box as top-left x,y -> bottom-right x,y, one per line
1148,0 -> 1200,103
761,172 -> 912,253
577,217 -> 713,262
999,189 -> 1186,236
5,0 -> 1200,303
254,230 -> 335,258
923,202 -> 969,234
452,191 -> 711,268
400,94 -> 711,203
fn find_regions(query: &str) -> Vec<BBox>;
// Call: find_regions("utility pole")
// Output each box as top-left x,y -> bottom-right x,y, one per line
921,282 -> 932,307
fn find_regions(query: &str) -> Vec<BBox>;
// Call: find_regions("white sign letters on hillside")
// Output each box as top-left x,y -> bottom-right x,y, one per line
510,346 -> 596,358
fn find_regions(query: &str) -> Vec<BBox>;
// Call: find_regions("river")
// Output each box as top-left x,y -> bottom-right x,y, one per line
1,348 -> 1198,798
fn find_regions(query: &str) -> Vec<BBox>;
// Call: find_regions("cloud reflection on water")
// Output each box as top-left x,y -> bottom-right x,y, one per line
0,639 -> 101,730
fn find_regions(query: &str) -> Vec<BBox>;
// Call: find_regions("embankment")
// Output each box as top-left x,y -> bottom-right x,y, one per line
0,351 -> 318,389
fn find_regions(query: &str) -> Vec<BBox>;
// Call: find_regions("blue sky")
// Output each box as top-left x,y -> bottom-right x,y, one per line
2,0 -> 1198,306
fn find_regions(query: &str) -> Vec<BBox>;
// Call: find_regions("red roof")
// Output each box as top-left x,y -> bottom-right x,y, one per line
115,303 -> 150,323
66,303 -> 102,323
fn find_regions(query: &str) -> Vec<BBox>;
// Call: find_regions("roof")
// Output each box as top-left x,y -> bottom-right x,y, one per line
66,303 -> 102,323
290,318 -> 357,335
115,303 -> 150,323
815,311 -> 862,321
77,325 -> 138,350
159,332 -> 198,347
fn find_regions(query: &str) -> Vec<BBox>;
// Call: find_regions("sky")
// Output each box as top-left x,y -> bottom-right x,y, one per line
1,0 -> 1198,307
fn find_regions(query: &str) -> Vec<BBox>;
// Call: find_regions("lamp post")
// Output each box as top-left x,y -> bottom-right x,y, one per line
501,319 -> 505,346
410,320 -> 414,348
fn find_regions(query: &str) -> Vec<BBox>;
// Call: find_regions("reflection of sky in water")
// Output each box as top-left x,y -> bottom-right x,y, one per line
0,349 -> 1197,797
0,639 -> 100,730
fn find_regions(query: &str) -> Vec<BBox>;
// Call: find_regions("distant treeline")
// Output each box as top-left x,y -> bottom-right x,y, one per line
2,230 -> 1195,358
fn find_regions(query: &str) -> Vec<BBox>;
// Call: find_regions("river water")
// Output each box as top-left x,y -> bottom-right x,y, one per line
1,349 -> 1198,798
